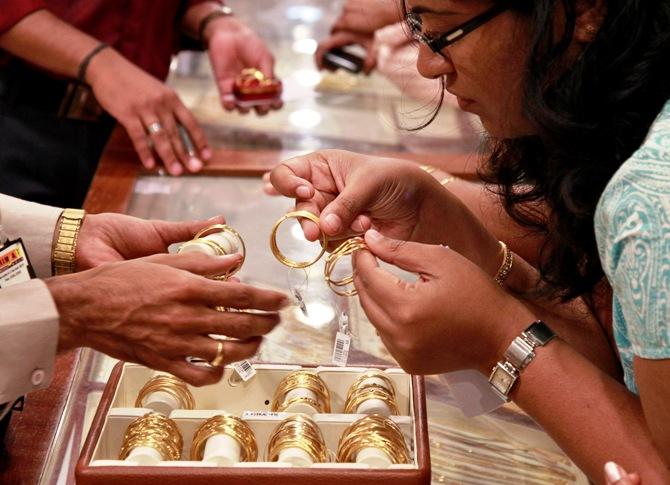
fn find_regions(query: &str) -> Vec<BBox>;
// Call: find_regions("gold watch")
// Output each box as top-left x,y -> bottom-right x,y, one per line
52,208 -> 86,275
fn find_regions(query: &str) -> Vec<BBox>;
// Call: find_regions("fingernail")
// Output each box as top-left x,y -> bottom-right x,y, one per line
171,164 -> 183,176
604,462 -> 623,483
188,157 -> 203,171
324,213 -> 342,232
280,298 -> 291,309
296,185 -> 311,198
366,229 -> 383,242
202,148 -> 213,160
144,158 -> 155,169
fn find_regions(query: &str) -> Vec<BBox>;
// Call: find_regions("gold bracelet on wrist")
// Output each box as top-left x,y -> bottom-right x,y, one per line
52,208 -> 86,275
494,240 -> 514,286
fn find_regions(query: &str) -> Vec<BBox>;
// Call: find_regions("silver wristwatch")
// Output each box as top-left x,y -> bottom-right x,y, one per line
488,320 -> 556,402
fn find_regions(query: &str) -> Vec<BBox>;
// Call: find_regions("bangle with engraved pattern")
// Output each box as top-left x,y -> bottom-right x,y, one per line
494,240 -> 513,286
52,208 -> 86,275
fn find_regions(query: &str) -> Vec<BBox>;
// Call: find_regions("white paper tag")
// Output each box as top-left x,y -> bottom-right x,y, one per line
0,239 -> 34,288
232,360 -> 256,381
242,411 -> 283,420
332,331 -> 351,367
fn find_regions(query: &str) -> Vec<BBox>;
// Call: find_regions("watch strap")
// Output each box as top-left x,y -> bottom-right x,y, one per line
52,208 -> 85,275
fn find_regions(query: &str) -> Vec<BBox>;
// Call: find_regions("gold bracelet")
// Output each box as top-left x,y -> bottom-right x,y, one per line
135,375 -> 196,410
190,414 -> 257,462
269,210 -> 328,268
118,412 -> 183,461
52,208 -> 85,275
324,237 -> 367,296
266,414 -> 329,464
494,241 -> 514,286
271,370 -> 331,413
344,370 -> 399,415
337,414 -> 410,465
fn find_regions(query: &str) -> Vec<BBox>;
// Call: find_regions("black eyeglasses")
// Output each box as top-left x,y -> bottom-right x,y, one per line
406,3 -> 509,54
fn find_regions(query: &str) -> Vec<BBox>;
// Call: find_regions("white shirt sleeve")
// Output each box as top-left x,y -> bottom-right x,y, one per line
0,193 -> 63,278
0,279 -> 59,403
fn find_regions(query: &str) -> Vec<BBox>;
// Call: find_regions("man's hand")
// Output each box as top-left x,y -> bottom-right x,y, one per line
75,213 -> 226,271
47,252 -> 288,386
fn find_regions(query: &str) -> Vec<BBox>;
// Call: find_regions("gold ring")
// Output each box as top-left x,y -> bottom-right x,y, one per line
269,210 -> 328,269
210,340 -> 225,367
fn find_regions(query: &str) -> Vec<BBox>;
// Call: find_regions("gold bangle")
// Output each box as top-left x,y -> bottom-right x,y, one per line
344,370 -> 399,415
119,412 -> 183,461
324,237 -> 367,296
135,375 -> 195,410
210,340 -> 225,367
494,240 -> 514,286
179,223 -> 246,277
269,210 -> 328,269
271,370 -> 331,413
337,414 -> 410,465
190,414 -> 257,462
52,208 -> 85,275
266,414 -> 329,464
440,175 -> 456,186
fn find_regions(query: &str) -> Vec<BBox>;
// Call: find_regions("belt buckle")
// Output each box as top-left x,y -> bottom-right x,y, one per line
57,83 -> 103,121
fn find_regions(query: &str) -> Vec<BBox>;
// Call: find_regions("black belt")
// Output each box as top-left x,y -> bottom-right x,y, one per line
0,62 -> 105,121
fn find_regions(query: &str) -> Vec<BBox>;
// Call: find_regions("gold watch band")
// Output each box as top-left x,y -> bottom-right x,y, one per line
52,208 -> 86,275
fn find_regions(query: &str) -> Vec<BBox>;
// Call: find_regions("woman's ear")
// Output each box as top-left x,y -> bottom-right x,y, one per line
574,0 -> 606,43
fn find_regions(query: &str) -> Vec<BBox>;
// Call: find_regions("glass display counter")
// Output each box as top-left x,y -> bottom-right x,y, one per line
1,1 -> 586,483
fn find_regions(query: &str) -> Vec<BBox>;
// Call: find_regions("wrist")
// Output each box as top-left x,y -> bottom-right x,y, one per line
45,275 -> 81,351
85,47 -> 123,88
202,16 -> 247,47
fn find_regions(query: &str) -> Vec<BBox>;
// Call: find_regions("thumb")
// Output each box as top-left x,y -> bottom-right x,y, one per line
153,216 -> 227,246
363,229 -> 442,274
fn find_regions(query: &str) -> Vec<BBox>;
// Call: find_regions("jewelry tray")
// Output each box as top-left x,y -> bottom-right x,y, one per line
76,362 -> 431,484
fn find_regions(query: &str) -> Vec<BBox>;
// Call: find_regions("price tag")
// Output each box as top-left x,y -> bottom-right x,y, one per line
0,239 -> 35,288
242,411 -> 283,419
232,360 -> 257,382
332,331 -> 351,367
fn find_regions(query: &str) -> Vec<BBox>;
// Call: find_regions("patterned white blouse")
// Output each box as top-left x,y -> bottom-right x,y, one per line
595,99 -> 670,393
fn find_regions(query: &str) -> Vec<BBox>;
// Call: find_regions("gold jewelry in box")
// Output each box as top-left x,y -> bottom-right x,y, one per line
52,208 -> 85,275
271,370 -> 331,413
337,414 -> 410,465
270,210 -> 328,268
135,375 -> 195,410
266,414 -> 329,463
190,414 -> 258,462
344,370 -> 399,415
324,236 -> 367,296
118,412 -> 183,461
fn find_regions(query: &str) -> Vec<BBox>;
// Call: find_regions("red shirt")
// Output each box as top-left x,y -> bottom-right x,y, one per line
0,0 -> 214,80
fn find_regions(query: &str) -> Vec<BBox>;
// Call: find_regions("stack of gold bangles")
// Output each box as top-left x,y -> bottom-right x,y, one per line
178,224 -> 246,279
119,412 -> 183,462
271,370 -> 331,414
135,375 -> 195,412
344,370 -> 399,416
266,414 -> 329,465
337,414 -> 410,466
270,211 -> 367,296
190,414 -> 258,464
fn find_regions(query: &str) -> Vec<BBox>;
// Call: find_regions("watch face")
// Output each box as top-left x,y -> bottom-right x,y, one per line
490,365 -> 515,394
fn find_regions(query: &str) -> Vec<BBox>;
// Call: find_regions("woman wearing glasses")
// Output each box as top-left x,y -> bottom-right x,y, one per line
270,0 -> 670,482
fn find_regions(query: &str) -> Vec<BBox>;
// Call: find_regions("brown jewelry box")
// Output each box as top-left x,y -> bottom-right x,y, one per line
76,362 -> 431,485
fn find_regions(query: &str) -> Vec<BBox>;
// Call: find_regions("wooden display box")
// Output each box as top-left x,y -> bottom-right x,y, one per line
76,363 -> 431,484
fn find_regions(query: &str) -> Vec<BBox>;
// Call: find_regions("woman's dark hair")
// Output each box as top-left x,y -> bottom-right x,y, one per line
402,0 -> 670,300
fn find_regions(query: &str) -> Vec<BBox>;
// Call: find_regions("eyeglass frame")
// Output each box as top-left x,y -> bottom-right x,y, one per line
405,2 -> 510,54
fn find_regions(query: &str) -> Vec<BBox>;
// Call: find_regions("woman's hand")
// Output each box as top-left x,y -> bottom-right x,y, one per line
605,462 -> 641,485
352,230 -> 535,375
204,17 -> 282,115
74,213 -> 226,271
47,252 -> 288,386
269,149 -> 503,275
86,48 -> 210,176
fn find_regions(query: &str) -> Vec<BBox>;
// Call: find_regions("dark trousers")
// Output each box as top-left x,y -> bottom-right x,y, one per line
0,66 -> 116,208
